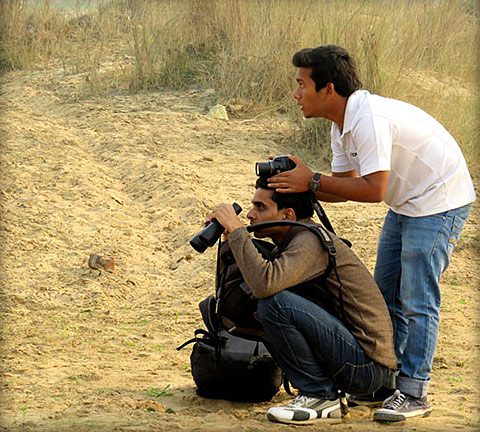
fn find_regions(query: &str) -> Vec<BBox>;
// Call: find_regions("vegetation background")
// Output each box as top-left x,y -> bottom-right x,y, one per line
1,0 -> 478,168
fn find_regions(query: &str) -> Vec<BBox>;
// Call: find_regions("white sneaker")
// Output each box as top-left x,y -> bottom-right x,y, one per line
267,395 -> 341,424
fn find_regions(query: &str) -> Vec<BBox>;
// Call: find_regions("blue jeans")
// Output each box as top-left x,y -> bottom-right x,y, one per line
374,204 -> 472,398
257,291 -> 391,400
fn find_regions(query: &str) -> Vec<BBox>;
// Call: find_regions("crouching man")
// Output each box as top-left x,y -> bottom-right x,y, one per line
208,177 -> 397,425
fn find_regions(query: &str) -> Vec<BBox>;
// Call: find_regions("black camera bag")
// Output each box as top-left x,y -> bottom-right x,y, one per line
176,238 -> 282,402
178,328 -> 282,402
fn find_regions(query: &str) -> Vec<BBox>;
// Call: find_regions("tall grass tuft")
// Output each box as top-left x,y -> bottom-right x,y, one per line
0,0 -> 67,71
1,0 -> 477,168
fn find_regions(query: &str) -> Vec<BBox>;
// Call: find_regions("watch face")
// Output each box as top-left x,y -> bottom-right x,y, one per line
309,173 -> 321,192
309,180 -> 319,192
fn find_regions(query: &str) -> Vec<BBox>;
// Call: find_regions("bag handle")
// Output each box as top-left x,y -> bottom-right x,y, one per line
176,329 -> 225,351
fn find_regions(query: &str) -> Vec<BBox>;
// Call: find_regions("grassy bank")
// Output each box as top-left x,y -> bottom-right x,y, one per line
1,0 -> 478,168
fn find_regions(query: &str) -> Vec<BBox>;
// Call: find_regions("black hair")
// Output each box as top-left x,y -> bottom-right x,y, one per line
292,45 -> 362,96
255,177 -> 314,220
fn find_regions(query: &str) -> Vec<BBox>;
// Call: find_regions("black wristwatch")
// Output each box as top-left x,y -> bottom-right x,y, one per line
309,172 -> 322,192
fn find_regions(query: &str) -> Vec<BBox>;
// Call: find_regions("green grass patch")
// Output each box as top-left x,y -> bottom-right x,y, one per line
146,385 -> 173,398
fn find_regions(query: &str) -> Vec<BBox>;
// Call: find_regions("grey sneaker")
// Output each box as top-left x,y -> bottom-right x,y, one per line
373,389 -> 432,422
267,395 -> 341,424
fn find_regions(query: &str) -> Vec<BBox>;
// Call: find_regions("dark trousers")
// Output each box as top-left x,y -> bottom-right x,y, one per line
257,290 -> 391,400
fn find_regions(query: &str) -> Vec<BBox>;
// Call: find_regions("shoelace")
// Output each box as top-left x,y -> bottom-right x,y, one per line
382,390 -> 406,410
290,395 -> 310,407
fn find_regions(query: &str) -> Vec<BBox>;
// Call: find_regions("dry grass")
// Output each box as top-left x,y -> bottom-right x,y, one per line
1,0 -> 477,168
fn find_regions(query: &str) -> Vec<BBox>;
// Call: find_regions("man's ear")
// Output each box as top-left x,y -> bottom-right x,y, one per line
283,208 -> 296,220
325,82 -> 335,95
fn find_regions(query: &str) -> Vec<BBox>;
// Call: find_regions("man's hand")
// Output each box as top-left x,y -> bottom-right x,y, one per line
267,155 -> 313,193
206,203 -> 244,234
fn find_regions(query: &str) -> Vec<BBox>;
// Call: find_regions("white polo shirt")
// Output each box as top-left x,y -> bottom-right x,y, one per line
331,90 -> 475,217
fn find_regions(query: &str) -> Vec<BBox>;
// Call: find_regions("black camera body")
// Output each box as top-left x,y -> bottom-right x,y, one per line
255,156 -> 296,177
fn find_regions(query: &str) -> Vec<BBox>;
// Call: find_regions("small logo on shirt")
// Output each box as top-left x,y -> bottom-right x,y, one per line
350,152 -> 358,157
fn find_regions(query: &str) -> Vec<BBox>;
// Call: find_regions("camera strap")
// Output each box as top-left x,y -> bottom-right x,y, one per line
246,220 -> 337,267
309,191 -> 336,235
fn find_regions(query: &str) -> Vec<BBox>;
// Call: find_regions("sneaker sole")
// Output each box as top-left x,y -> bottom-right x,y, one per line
267,412 -> 342,425
373,409 -> 432,422
267,412 -> 315,425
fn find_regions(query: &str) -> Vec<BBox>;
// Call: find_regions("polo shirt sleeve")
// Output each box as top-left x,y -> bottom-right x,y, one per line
351,114 -> 392,176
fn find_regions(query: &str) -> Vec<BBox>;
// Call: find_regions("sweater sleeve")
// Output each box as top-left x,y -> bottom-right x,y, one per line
227,227 -> 329,298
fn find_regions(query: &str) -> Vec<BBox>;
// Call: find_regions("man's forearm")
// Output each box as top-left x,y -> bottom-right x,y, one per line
315,190 -> 348,202
312,170 -> 355,202
318,171 -> 389,203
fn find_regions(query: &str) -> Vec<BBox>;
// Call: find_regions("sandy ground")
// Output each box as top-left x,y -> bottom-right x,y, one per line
0,63 -> 478,432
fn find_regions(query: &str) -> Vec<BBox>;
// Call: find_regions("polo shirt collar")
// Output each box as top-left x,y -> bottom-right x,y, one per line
338,90 -> 369,137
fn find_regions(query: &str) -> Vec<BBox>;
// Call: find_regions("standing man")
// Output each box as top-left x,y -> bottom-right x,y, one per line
267,45 -> 475,422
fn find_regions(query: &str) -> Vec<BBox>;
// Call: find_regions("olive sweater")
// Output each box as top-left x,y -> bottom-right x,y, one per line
227,219 -> 397,370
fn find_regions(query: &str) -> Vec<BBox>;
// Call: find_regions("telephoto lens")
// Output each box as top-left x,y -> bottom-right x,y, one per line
189,203 -> 242,253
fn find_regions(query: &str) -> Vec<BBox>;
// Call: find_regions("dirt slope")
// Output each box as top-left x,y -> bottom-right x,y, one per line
0,65 -> 478,431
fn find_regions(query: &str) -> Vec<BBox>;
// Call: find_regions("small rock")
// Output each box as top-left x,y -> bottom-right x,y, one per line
207,104 -> 229,121
88,254 -> 115,272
